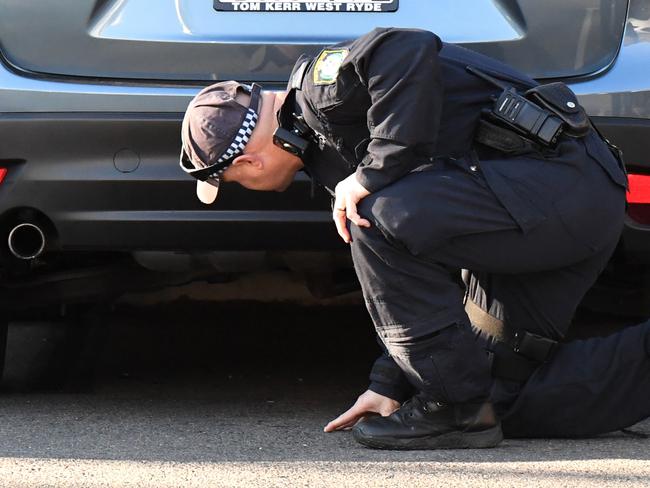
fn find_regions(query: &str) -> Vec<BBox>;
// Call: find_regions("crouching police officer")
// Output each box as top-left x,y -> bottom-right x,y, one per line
180,28 -> 650,449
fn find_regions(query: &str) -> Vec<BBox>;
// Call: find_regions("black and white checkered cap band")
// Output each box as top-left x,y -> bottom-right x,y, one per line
181,108 -> 258,182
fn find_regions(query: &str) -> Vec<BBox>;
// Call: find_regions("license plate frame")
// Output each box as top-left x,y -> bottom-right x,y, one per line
213,0 -> 399,13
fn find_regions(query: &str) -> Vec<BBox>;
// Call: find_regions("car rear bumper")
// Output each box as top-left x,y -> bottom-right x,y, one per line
0,112 -> 342,254
1,113 -> 650,259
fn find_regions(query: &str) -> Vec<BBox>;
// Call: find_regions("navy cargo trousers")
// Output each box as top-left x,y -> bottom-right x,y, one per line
351,135 -> 650,437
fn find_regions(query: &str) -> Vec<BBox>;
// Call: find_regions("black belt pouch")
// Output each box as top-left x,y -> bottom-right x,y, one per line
525,83 -> 590,138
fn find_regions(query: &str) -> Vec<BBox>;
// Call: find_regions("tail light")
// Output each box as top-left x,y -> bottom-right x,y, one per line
627,174 -> 650,224
0,168 -> 7,184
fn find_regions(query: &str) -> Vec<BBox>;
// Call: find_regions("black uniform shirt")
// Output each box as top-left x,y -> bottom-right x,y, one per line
283,27 -> 627,232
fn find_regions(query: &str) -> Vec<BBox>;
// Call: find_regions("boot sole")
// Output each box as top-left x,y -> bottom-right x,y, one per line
352,424 -> 503,450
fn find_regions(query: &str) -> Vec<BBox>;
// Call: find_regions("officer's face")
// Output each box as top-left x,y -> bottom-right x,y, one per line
222,91 -> 304,192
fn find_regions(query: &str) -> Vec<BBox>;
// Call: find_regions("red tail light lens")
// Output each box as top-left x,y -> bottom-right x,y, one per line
627,174 -> 650,224
0,168 -> 6,184
627,174 -> 650,204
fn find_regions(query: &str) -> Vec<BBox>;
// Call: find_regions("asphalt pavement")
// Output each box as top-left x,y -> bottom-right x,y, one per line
0,288 -> 648,487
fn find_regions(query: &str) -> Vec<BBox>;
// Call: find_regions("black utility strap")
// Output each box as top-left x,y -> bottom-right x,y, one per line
513,331 -> 557,363
491,331 -> 558,383
248,83 -> 262,113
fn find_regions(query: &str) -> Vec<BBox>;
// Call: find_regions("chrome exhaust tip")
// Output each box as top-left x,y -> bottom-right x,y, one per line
8,223 -> 46,260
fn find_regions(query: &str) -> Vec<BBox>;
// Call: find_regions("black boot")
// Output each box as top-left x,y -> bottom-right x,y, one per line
352,396 -> 503,450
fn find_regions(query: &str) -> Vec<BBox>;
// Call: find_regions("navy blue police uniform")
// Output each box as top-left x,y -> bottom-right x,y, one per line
279,27 -> 650,441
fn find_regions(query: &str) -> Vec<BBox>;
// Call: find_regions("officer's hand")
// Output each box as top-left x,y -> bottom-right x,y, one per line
323,389 -> 400,432
333,173 -> 371,244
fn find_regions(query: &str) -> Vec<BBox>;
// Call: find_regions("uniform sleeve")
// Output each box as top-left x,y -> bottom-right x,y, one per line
368,341 -> 414,403
348,28 -> 444,193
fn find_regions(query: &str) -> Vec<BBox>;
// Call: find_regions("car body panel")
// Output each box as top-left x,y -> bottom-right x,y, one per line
0,0 -> 628,81
572,0 -> 650,120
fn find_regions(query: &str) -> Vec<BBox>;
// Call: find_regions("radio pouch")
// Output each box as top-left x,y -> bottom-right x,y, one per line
525,83 -> 590,138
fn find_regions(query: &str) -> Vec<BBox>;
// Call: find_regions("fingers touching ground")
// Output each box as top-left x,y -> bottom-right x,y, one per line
324,404 -> 365,432
324,390 -> 401,433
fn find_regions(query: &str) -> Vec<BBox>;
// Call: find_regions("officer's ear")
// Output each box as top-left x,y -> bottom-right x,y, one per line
232,153 -> 264,171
